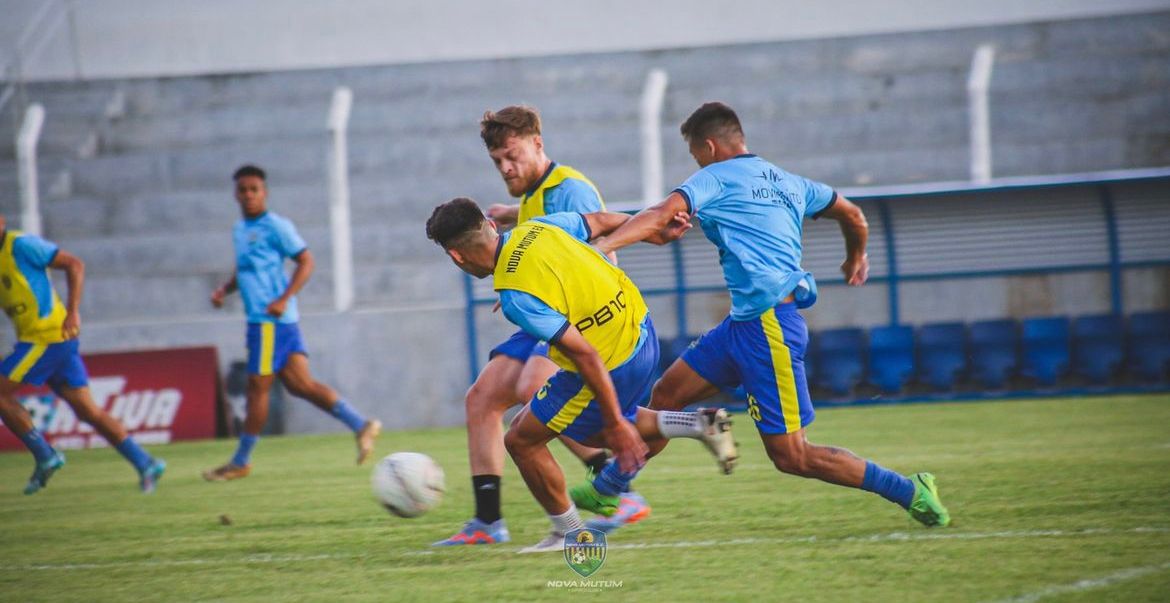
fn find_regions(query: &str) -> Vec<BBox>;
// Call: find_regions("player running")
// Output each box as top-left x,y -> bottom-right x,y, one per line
590,102 -> 951,528
435,106 -> 649,546
0,215 -> 166,494
202,165 -> 381,481
426,198 -> 737,552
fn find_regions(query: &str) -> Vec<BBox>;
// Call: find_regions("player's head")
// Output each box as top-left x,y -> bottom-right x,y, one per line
233,164 -> 268,217
426,197 -> 499,279
481,105 -> 550,197
680,102 -> 746,167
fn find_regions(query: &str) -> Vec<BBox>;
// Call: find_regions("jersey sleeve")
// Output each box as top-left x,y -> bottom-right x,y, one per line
531,213 -> 591,243
800,175 -> 838,219
271,216 -> 308,258
13,235 -> 60,269
499,290 -> 570,343
673,168 -> 723,214
544,178 -> 603,215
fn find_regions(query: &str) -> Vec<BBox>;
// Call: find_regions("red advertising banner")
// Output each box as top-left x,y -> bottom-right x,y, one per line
0,346 -> 222,452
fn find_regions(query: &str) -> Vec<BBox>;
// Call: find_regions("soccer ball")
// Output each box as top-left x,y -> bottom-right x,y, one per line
371,452 -> 445,518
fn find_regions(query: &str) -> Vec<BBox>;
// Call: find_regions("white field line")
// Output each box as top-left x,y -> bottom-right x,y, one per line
9,526 -> 1169,571
987,560 -> 1170,603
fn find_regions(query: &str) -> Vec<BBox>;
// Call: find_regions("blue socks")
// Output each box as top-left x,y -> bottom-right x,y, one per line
861,461 -> 915,509
330,400 -> 367,432
593,459 -> 639,497
232,433 -> 259,467
19,429 -> 56,464
115,437 -> 154,473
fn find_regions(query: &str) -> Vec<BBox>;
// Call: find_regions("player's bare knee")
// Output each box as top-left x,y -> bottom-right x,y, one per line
503,427 -> 527,458
768,445 -> 811,477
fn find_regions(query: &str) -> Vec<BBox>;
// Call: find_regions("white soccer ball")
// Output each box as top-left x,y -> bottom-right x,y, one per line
371,452 -> 445,518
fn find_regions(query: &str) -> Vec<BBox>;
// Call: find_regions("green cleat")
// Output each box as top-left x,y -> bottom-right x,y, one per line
908,472 -> 950,527
570,482 -> 621,517
24,451 -> 66,495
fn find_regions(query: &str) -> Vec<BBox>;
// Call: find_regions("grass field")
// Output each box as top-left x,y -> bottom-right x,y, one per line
1,393 -> 1168,602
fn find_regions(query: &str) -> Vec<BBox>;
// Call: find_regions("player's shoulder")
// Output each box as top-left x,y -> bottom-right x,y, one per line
550,163 -> 597,188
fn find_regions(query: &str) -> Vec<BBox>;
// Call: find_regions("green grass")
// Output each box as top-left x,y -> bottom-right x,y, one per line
1,394 -> 1169,602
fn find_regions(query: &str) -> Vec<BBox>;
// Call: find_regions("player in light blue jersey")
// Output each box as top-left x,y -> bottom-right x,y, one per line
593,102 -> 950,528
202,165 -> 381,481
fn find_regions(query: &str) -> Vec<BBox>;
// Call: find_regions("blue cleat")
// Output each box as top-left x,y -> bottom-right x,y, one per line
24,451 -> 66,495
140,459 -> 166,494
585,491 -> 652,534
432,518 -> 511,546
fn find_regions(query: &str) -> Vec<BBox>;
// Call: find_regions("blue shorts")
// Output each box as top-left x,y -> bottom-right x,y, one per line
530,320 -> 659,443
681,302 -> 815,435
0,339 -> 89,390
489,329 -> 550,362
247,322 -> 308,376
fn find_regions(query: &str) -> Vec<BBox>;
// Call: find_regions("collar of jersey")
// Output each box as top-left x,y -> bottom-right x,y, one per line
244,211 -> 269,222
523,161 -> 558,197
734,153 -> 757,159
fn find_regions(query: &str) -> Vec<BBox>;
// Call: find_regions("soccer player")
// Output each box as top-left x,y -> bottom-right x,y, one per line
426,198 -> 737,552
0,215 -> 166,494
202,165 -> 381,481
435,105 -> 648,546
590,102 -> 951,527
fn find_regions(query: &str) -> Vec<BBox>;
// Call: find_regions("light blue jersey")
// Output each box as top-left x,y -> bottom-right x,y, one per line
232,211 -> 307,324
674,154 -> 837,320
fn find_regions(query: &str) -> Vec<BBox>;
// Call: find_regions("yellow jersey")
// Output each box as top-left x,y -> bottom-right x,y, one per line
0,230 -> 68,344
517,162 -> 605,224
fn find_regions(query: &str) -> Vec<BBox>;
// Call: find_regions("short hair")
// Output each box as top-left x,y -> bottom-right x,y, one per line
233,164 -> 266,181
426,197 -> 487,249
480,105 -> 542,149
679,102 -> 744,145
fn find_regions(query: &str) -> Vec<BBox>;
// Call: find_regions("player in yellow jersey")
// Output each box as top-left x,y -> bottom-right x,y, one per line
436,106 -> 647,545
0,215 -> 165,494
427,198 -> 737,552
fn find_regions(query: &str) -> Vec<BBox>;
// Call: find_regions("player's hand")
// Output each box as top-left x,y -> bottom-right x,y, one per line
266,298 -> 288,318
841,253 -> 869,286
485,204 -> 516,227
604,421 -> 648,474
62,311 -> 81,340
210,286 -> 227,308
659,211 -> 693,242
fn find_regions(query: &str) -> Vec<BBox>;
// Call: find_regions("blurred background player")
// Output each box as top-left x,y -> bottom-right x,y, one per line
592,102 -> 950,527
0,214 -> 166,494
435,106 -> 650,545
426,199 -> 736,552
203,165 -> 381,481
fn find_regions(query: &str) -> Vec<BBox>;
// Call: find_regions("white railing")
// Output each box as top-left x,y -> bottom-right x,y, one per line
967,44 -> 996,184
639,69 -> 670,207
327,86 -> 354,312
16,103 -> 45,235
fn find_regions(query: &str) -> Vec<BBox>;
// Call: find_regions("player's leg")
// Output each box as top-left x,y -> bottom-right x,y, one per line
54,382 -> 166,492
278,349 -> 381,465
505,404 -> 586,553
0,368 -> 65,494
205,324 -> 276,481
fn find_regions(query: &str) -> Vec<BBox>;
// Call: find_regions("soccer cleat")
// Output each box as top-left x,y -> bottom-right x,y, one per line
23,451 -> 66,495
908,472 -> 951,527
585,491 -> 651,534
202,462 -> 251,482
355,419 -> 382,465
518,531 -> 567,554
570,482 -> 621,517
432,518 -> 511,546
140,459 -> 167,494
698,408 -> 738,474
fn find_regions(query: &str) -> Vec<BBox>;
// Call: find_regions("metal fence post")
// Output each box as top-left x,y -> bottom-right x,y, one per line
17,103 -> 46,236
967,44 -> 996,184
327,87 -> 354,312
640,69 -> 669,207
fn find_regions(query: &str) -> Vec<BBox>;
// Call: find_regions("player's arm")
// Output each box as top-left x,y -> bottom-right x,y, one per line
486,204 -> 520,228
592,192 -> 693,255
552,327 -> 648,473
211,271 -> 238,308
268,249 -> 313,318
818,194 -> 869,286
49,249 -> 84,339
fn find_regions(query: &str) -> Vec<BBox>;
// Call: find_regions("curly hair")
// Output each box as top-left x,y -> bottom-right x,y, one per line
426,197 -> 486,249
480,105 -> 542,150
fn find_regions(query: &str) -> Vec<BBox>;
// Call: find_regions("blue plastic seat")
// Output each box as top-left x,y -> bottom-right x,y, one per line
867,325 -> 915,394
1072,314 -> 1124,385
811,328 -> 865,396
1021,317 -> 1071,386
917,322 -> 967,391
1127,311 -> 1170,381
969,319 -> 1018,389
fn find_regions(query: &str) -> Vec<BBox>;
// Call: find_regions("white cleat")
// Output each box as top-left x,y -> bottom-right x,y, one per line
698,408 -> 738,475
518,531 -> 566,554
